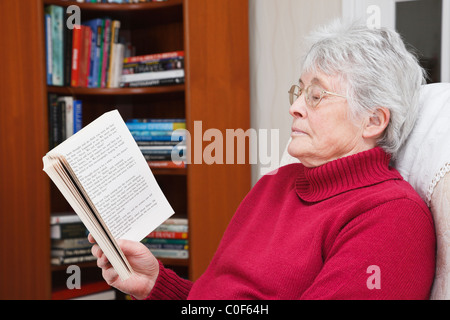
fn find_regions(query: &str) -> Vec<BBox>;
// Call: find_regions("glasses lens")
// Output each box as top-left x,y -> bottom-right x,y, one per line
288,85 -> 300,105
306,85 -> 324,108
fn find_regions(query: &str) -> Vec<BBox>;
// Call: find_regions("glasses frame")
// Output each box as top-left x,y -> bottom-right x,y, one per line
288,84 -> 347,108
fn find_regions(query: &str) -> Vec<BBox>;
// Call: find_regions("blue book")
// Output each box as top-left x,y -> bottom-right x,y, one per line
44,13 -> 52,85
46,5 -> 64,86
83,19 -> 103,88
132,133 -> 186,142
73,100 -> 82,134
126,122 -> 186,131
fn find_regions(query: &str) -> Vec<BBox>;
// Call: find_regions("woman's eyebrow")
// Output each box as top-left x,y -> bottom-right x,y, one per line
311,77 -> 326,87
299,77 -> 328,89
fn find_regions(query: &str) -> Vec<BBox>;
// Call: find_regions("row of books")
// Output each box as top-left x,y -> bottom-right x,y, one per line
45,5 -> 129,88
48,94 -> 83,149
142,218 -> 189,259
126,118 -> 187,168
50,213 -> 188,265
45,5 -> 184,89
120,51 -> 185,88
50,214 -> 93,266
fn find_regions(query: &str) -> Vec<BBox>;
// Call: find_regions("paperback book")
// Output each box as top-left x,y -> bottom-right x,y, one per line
43,110 -> 175,280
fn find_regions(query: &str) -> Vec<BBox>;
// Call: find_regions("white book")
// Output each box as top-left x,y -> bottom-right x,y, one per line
43,110 -> 175,280
121,69 -> 185,83
57,96 -> 74,139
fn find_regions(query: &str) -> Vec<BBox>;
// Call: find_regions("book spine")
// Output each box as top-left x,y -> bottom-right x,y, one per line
154,224 -> 188,232
132,134 -> 185,142
146,231 -> 188,239
122,56 -> 184,74
143,243 -> 188,250
161,218 -> 188,225
58,99 -> 66,141
51,247 -> 92,257
83,19 -> 103,87
63,12 -> 73,86
97,19 -> 105,88
121,77 -> 185,88
126,122 -> 186,131
45,13 -> 53,85
48,93 -> 59,149
73,100 -> 83,133
65,97 -> 74,138
111,43 -> 125,88
80,26 -> 92,87
107,20 -> 121,88
71,26 -> 82,87
51,254 -> 97,265
57,96 -> 74,138
83,20 -> 98,87
49,5 -> 64,86
147,161 -> 187,169
121,69 -> 185,83
51,237 -> 91,249
137,140 -> 182,147
146,249 -> 189,259
101,19 -> 112,88
141,238 -> 188,245
143,154 -> 178,161
50,222 -> 88,239
123,50 -> 184,64
50,213 -> 81,224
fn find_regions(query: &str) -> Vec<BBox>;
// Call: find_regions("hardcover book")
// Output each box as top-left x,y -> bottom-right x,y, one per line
43,110 -> 175,280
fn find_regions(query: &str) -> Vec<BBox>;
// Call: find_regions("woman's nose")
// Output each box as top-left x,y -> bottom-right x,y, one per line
289,94 -> 307,119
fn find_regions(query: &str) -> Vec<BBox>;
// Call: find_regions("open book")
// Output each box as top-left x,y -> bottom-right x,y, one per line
43,110 -> 175,280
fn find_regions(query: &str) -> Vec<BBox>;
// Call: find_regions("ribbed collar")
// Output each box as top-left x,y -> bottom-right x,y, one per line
295,147 -> 403,203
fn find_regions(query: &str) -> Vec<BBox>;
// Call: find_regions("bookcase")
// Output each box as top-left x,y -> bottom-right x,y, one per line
0,0 -> 250,299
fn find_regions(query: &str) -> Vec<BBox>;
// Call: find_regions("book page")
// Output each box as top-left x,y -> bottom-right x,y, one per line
48,110 -> 174,242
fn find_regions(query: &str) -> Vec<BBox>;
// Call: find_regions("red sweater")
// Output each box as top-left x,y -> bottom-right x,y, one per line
146,147 -> 436,300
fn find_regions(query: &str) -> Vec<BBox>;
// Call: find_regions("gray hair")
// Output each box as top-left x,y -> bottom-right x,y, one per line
301,20 -> 426,159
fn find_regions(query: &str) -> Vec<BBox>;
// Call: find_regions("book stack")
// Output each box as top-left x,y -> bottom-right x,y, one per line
50,214 -> 95,266
120,51 -> 185,88
141,218 -> 189,259
48,94 -> 83,149
45,4 -> 128,88
126,118 -> 187,169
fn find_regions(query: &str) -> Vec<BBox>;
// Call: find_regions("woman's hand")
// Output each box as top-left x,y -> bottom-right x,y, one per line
88,233 -> 159,300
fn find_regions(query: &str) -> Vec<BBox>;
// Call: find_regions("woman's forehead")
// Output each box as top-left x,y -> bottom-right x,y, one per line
299,72 -> 332,89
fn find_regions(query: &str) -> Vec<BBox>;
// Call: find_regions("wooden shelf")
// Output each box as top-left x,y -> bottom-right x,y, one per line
0,0 -> 250,299
47,84 -> 185,96
43,0 -> 183,12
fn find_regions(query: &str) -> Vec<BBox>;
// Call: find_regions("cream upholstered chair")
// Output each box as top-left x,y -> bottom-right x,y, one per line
279,83 -> 450,300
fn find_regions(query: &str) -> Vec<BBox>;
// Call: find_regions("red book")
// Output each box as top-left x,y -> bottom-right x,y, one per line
71,25 -> 82,87
78,26 -> 92,88
148,160 -> 187,169
123,51 -> 184,64
147,231 -> 188,239
52,281 -> 111,300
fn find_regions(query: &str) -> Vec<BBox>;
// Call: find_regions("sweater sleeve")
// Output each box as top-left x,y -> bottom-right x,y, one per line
141,260 -> 193,300
300,198 -> 436,300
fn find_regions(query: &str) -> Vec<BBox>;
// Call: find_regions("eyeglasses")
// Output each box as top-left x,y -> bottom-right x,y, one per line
288,84 -> 347,108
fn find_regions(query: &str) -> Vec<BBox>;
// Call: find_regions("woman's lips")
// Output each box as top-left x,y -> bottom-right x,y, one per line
291,127 -> 308,136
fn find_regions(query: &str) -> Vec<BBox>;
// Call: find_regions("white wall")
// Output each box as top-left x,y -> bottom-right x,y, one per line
248,0 -> 342,185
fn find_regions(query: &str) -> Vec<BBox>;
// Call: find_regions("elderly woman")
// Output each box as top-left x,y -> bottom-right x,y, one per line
90,21 -> 436,300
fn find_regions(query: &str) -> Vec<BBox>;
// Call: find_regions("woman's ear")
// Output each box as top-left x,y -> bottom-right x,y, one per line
362,107 -> 390,140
